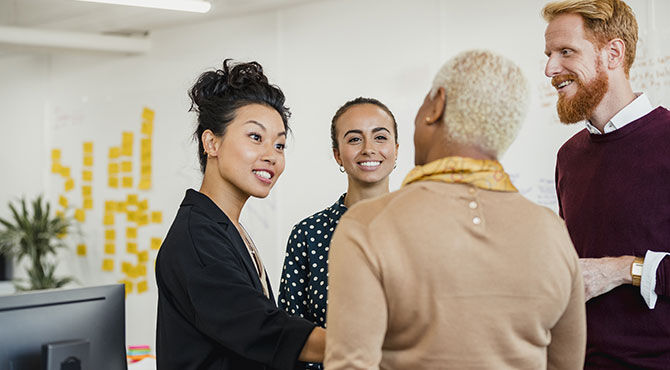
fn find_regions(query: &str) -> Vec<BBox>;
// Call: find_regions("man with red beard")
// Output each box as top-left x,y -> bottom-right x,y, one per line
543,0 -> 670,368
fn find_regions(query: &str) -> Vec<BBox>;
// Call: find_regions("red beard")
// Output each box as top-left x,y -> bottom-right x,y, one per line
553,66 -> 608,124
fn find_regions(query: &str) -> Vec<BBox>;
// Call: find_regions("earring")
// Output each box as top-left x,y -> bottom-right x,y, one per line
339,165 -> 345,173
393,161 -> 397,170
425,116 -> 432,123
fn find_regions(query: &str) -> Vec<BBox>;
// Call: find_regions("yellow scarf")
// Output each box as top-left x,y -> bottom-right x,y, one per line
401,156 -> 517,192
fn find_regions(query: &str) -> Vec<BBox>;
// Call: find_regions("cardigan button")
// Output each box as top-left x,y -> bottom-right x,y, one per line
472,216 -> 482,225
469,201 -> 478,209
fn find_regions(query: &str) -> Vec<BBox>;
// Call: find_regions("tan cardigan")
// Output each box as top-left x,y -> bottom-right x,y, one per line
325,181 -> 585,370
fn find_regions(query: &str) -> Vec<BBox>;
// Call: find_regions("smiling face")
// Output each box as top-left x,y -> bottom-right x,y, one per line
204,103 -> 286,199
333,104 -> 398,186
544,13 -> 609,123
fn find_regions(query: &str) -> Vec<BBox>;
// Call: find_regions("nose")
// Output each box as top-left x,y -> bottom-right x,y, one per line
361,140 -> 376,155
545,55 -> 562,78
262,144 -> 278,165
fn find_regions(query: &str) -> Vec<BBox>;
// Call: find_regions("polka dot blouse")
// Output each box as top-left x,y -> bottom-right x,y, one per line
278,194 -> 347,328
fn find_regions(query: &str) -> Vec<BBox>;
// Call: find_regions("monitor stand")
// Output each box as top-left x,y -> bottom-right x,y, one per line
42,339 -> 89,370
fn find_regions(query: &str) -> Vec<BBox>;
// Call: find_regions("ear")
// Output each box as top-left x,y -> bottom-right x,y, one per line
427,87 -> 446,125
332,147 -> 342,166
394,142 -> 399,159
201,129 -> 220,157
605,38 -> 626,71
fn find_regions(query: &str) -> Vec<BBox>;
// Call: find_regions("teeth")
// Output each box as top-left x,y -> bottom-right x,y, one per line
557,80 -> 572,88
360,161 -> 381,167
253,170 -> 271,179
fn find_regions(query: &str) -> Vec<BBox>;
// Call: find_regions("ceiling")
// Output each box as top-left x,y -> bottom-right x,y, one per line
0,0 -> 322,55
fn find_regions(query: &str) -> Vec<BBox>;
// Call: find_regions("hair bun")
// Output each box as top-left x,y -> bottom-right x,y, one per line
227,61 -> 268,88
189,59 -> 267,113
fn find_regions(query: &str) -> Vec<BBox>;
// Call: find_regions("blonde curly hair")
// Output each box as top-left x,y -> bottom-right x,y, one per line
430,49 -> 529,158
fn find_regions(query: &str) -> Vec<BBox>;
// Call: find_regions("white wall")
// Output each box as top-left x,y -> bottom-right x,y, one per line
1,0 -> 668,351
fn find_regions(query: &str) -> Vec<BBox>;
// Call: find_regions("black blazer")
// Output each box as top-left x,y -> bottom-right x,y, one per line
156,189 -> 315,370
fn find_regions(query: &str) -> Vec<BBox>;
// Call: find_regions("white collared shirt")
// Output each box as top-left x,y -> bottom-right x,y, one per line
585,93 -> 653,134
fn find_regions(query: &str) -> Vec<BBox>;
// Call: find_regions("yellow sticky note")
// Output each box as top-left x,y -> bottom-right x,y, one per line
83,142 -> 93,154
82,170 -> 93,182
82,185 -> 92,197
137,250 -> 149,263
105,229 -> 116,241
121,261 -> 132,274
127,194 -> 138,205
102,259 -> 114,272
142,107 -> 155,122
64,178 -> 75,192
83,155 -> 93,167
76,244 -> 87,256
138,178 -> 151,191
136,264 -> 147,277
108,163 -> 119,174
51,163 -> 63,174
121,161 -> 132,172
151,237 -> 162,250
59,195 -> 68,208
60,167 -> 71,178
122,131 -> 134,144
137,280 -> 148,294
104,243 -> 115,254
138,213 -> 149,226
151,211 -> 162,223
126,211 -> 138,223
103,212 -> 114,225
117,201 -> 127,213
121,280 -> 133,295
109,147 -> 120,159
57,230 -> 68,239
126,242 -> 138,254
141,122 -> 153,136
51,149 -> 61,160
74,209 -> 85,222
122,176 -> 133,188
108,177 -> 119,188
105,201 -> 116,212
126,227 -> 138,239
56,210 -> 64,218
121,145 -> 133,157
138,199 -> 148,211
83,197 -> 93,210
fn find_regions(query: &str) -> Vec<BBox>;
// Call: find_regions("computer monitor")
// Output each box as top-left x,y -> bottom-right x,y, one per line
0,284 -> 127,370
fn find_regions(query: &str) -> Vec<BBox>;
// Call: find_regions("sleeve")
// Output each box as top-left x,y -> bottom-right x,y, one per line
278,224 -> 311,318
640,251 -> 670,308
547,229 -> 586,370
186,222 -> 316,370
324,217 -> 387,370
655,255 -> 670,296
555,161 -> 564,219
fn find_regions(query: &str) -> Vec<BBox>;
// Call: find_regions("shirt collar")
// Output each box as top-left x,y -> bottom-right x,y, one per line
325,193 -> 348,222
586,93 -> 653,134
180,188 -> 231,225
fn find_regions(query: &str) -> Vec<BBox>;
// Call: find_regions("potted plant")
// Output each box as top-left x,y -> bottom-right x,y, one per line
0,195 -> 75,291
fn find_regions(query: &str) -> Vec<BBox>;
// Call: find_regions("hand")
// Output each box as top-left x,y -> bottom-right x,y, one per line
579,256 -> 635,301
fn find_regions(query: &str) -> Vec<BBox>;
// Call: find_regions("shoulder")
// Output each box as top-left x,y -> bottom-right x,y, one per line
339,185 -> 425,227
557,128 -> 590,156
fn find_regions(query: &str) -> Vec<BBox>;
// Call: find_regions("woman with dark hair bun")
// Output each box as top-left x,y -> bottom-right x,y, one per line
155,59 -> 325,370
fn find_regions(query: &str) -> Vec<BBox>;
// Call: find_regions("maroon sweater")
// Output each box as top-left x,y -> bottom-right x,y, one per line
556,107 -> 670,369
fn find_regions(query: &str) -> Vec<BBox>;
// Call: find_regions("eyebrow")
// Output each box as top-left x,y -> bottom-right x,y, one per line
343,127 -> 392,137
244,120 -> 286,137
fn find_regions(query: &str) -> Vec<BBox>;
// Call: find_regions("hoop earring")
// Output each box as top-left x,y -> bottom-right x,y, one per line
339,165 -> 345,173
